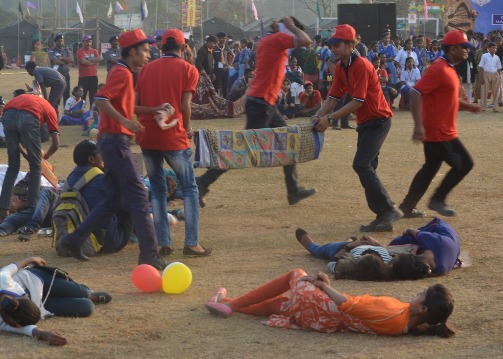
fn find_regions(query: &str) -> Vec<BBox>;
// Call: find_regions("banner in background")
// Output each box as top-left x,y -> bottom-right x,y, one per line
181,0 -> 202,28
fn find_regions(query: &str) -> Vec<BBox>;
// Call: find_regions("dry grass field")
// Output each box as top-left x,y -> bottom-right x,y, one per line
0,67 -> 503,359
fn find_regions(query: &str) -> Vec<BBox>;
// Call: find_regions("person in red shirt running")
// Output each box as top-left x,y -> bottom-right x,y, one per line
59,29 -> 168,270
311,24 -> 402,232
77,35 -> 100,107
197,17 -> 316,207
135,29 -> 211,257
399,30 -> 482,217
0,95 -> 59,222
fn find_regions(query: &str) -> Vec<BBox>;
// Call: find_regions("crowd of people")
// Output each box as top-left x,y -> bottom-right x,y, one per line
0,18 -> 501,345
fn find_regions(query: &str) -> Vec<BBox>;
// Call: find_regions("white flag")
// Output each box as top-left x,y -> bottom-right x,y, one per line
107,2 -> 112,18
143,1 -> 148,18
76,1 -> 84,23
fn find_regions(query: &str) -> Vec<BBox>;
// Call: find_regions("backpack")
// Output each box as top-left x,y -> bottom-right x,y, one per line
52,167 -> 104,257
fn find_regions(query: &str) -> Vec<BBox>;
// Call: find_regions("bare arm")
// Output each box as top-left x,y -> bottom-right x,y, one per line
95,99 -> 144,133
181,92 -> 194,139
283,17 -> 311,48
15,257 -> 46,268
32,328 -> 67,346
39,84 -> 48,100
301,272 -> 348,306
312,99 -> 362,132
43,132 -> 59,160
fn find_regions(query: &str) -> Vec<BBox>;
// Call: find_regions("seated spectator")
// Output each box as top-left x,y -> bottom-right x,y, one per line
285,56 -> 304,97
399,57 -> 421,110
59,86 -> 86,126
395,39 -> 419,70
228,68 -> 254,101
276,78 -> 303,120
372,56 -> 398,107
59,140 -> 133,256
82,83 -> 104,141
298,81 -> 322,117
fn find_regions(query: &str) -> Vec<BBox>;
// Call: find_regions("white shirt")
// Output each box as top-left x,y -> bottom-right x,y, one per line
0,263 -> 53,337
395,49 -> 419,70
400,67 -> 421,87
478,52 -> 502,73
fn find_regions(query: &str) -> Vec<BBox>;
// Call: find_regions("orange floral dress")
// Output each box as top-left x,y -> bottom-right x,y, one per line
264,269 -> 410,335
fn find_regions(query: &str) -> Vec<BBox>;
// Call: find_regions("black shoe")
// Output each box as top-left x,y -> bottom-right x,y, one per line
159,246 -> 174,256
400,208 -> 426,218
295,228 -> 308,242
288,187 -> 317,205
17,226 -> 37,242
59,235 -> 90,261
183,246 -> 212,256
90,291 -> 112,304
428,201 -> 456,217
360,219 -> 393,232
341,124 -> 355,129
379,207 -> 404,225
195,177 -> 208,208
138,256 -> 169,270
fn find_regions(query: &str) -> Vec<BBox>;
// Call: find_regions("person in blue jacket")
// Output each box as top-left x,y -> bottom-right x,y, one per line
390,218 -> 461,279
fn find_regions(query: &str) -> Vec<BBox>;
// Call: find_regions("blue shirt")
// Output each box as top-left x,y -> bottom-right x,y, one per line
389,218 -> 460,275
66,166 -> 106,210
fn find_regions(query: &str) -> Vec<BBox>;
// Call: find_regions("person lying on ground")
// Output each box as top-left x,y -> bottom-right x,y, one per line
205,268 -> 454,338
0,256 -> 111,346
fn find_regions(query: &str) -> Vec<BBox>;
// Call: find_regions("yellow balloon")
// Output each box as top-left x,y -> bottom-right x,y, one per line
162,262 -> 192,294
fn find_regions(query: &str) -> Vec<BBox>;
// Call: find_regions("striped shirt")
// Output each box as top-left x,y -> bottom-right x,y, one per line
349,245 -> 392,263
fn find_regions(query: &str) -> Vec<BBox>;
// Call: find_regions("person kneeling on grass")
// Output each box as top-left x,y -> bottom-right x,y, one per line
0,256 -> 111,346
205,269 -> 454,338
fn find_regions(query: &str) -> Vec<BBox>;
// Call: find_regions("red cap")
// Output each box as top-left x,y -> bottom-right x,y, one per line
442,30 -> 475,50
118,29 -> 155,48
304,81 -> 313,87
162,29 -> 185,45
327,24 -> 356,45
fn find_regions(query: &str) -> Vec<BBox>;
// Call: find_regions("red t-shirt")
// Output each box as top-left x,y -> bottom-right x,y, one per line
247,32 -> 295,105
413,57 -> 459,142
77,47 -> 99,78
135,55 -> 199,151
328,54 -> 392,125
299,90 -> 322,109
4,95 -> 59,132
94,62 -> 135,136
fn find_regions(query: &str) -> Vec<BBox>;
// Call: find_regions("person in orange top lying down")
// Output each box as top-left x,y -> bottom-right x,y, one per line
205,268 -> 454,338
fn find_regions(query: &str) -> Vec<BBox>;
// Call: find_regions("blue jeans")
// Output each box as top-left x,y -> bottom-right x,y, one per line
67,134 -> 158,260
353,118 -> 394,215
142,148 -> 199,247
29,268 -> 94,317
0,109 -> 42,210
0,187 -> 57,234
307,241 -> 346,261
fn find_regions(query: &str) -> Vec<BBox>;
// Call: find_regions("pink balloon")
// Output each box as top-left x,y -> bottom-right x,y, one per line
131,264 -> 162,292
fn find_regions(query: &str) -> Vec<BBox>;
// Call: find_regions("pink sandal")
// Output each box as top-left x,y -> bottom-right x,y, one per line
205,302 -> 233,318
207,287 -> 227,304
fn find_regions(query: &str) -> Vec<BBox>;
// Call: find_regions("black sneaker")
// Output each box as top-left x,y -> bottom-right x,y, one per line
17,226 -> 37,242
288,187 -> 317,205
428,201 -> 456,217
379,207 -> 404,225
360,220 -> 393,232
138,256 -> 169,270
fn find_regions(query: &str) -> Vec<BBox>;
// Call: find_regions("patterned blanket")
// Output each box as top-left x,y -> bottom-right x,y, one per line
194,123 -> 324,169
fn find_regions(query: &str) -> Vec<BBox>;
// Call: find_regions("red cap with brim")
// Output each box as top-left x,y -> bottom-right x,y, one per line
326,24 -> 356,45
162,29 -> 185,45
119,29 -> 155,49
442,30 -> 475,50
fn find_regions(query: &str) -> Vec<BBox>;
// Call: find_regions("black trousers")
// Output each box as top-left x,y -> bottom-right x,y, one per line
213,68 -> 229,99
401,138 -> 474,211
78,76 -> 98,107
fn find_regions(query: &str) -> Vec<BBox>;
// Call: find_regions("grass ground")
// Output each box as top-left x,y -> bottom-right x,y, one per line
0,67 -> 503,358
